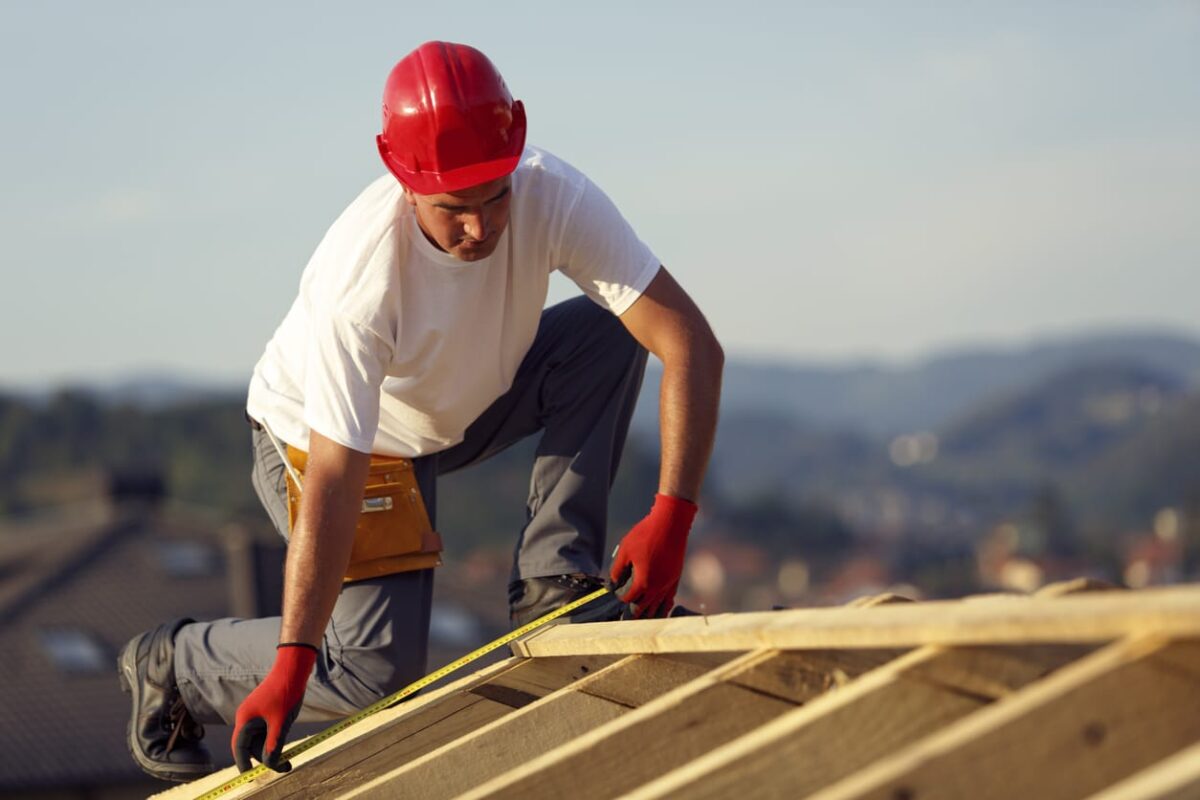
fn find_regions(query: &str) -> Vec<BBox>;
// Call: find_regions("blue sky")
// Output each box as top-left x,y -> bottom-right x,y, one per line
2,2 -> 1198,387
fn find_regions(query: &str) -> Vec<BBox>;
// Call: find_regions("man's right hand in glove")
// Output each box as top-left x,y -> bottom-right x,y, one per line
231,643 -> 318,773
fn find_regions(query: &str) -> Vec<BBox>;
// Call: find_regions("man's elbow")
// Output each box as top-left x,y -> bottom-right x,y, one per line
709,334 -> 725,373
695,324 -> 724,376
650,308 -> 723,374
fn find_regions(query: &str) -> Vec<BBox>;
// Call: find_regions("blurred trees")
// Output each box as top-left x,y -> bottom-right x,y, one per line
5,359 -> 1200,599
0,391 -> 258,517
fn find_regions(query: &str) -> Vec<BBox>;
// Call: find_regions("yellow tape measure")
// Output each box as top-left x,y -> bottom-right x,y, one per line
192,586 -> 610,800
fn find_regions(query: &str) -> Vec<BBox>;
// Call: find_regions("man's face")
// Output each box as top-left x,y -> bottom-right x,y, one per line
404,176 -> 513,262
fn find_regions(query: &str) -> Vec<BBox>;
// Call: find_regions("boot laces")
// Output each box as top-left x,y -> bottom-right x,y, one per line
555,573 -> 604,593
164,692 -> 204,755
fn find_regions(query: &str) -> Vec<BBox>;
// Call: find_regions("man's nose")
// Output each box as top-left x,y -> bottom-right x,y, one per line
463,211 -> 488,241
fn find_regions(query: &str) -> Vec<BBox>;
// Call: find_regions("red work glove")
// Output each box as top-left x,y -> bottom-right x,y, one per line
232,643 -> 317,773
609,493 -> 698,618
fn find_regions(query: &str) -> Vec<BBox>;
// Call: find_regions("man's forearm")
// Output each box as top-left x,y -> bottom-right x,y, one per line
617,266 -> 725,503
279,431 -> 371,646
657,336 -> 724,502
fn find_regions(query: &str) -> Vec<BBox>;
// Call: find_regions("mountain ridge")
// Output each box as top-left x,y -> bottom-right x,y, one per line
640,329 -> 1200,437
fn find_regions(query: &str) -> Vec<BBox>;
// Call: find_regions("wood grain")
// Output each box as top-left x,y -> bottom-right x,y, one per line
624,643 -> 1093,799
517,585 -> 1200,657
808,636 -> 1200,800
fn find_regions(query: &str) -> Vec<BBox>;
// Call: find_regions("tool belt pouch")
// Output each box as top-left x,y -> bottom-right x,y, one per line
284,445 -> 442,583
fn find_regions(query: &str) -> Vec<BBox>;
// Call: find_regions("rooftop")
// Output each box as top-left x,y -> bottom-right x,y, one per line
159,579 -> 1200,800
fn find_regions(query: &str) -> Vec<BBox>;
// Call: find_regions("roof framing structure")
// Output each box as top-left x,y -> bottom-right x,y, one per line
159,581 -> 1200,800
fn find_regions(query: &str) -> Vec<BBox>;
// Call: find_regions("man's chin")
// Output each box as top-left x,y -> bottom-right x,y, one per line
452,241 -> 497,261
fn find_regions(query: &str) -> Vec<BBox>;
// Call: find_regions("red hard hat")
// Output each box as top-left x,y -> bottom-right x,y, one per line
376,42 -> 527,195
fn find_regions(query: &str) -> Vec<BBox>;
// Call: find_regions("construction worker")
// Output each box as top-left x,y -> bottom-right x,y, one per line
119,41 -> 723,781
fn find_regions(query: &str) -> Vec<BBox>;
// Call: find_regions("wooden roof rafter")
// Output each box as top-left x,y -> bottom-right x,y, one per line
157,581 -> 1200,800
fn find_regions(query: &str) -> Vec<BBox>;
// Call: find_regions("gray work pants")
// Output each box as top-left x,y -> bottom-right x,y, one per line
175,296 -> 648,724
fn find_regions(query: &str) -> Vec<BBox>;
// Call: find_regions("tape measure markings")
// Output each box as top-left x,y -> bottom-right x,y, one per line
190,586 -> 610,800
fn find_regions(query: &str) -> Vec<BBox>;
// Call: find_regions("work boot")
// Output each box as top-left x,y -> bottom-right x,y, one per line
118,618 -> 214,782
508,573 -> 628,628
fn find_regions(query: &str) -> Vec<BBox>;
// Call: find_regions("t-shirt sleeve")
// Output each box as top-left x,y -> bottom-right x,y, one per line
302,311 -> 391,454
556,177 -> 661,316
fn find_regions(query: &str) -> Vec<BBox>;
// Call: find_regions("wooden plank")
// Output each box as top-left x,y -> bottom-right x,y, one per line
331,652 -> 734,800
656,651 -> 742,670
270,694 -> 515,800
847,592 -> 915,607
622,642 -> 1089,800
244,654 -> 619,800
342,692 -> 625,800
907,643 -> 1088,701
724,648 -> 905,703
461,647 -> 906,800
159,655 -> 613,800
1036,577 -> 1122,597
472,654 -> 621,697
804,636 -> 1200,800
515,584 -> 1200,656
572,652 -> 739,707
151,656 -> 524,800
1084,739 -> 1200,800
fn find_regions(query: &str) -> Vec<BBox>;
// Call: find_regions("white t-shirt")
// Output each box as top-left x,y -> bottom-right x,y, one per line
246,146 -> 661,458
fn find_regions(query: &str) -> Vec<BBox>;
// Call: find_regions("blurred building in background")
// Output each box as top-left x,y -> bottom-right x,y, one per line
0,471 -> 285,797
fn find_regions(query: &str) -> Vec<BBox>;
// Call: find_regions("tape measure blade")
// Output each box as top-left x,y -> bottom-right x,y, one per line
193,587 -> 610,800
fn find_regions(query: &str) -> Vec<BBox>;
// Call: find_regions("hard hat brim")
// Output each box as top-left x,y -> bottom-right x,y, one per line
377,136 -> 525,196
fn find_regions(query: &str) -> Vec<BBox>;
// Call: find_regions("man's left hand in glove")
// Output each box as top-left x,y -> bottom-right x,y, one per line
609,493 -> 698,618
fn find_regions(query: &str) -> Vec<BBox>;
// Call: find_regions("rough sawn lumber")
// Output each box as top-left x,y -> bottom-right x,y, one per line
511,584 -> 1200,657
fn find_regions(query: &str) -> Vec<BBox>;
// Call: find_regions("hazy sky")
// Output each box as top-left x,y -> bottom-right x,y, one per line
2,1 -> 1198,387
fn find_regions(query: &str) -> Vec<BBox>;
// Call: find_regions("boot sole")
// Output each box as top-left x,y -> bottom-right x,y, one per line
118,635 -> 214,783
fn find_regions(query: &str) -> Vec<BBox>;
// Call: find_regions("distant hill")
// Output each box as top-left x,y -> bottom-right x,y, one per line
703,355 -> 1200,548
12,329 -> 1198,440
704,411 -> 890,501
636,330 -> 1200,438
1,372 -> 241,409
905,360 -> 1191,530
938,361 -> 1184,467
1065,393 -> 1200,530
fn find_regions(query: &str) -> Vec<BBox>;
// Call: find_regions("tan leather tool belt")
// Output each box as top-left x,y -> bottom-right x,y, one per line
284,445 -> 443,582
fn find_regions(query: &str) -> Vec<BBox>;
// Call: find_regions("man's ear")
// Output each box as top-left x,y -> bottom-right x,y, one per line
401,187 -> 417,207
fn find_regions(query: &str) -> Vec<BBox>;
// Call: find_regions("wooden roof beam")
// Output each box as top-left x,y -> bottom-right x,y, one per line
460,647 -> 906,800
619,642 -> 1091,800
1084,739 -> 1200,800
154,655 -> 618,800
513,585 -> 1200,656
806,636 -> 1200,800
335,652 -> 743,800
